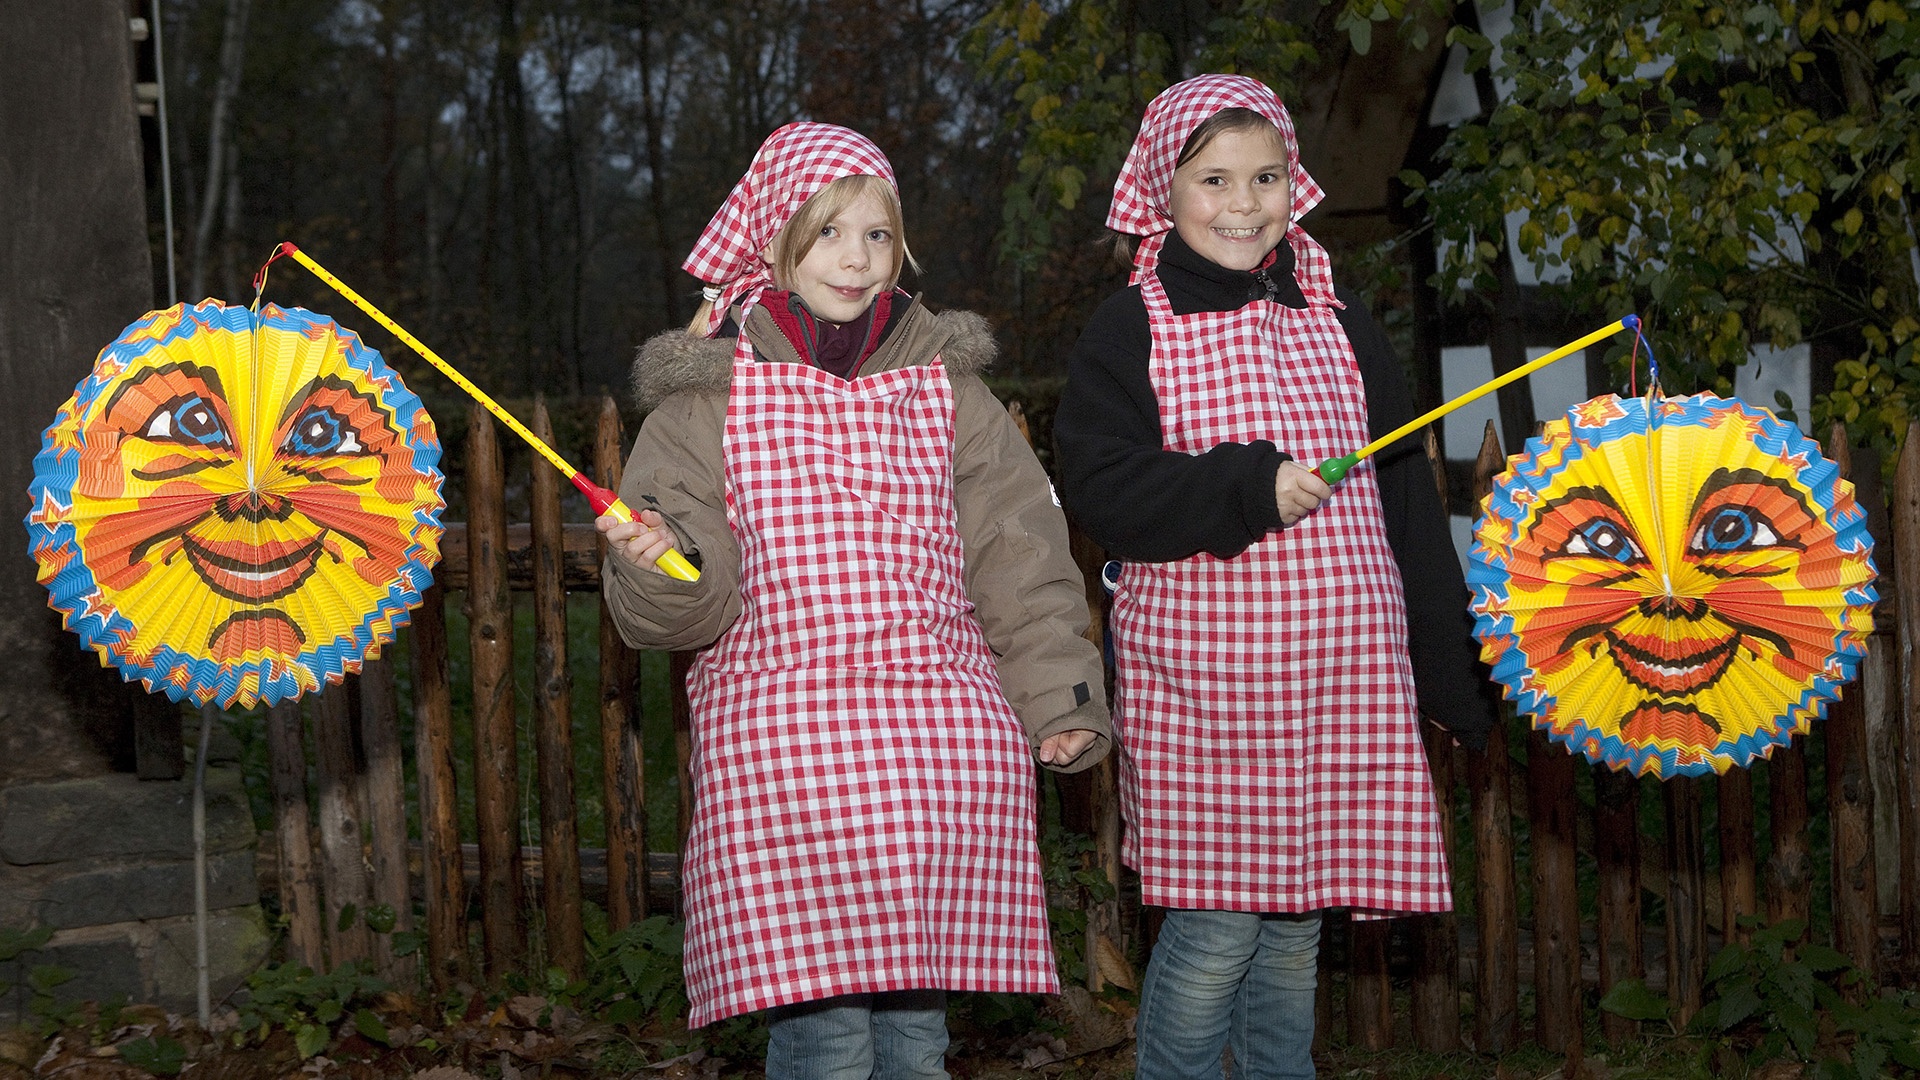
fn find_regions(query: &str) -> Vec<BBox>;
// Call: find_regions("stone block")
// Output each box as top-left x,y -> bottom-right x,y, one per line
36,850 -> 259,929
0,924 -> 142,1023
147,906 -> 271,1012
182,713 -> 245,765
0,864 -> 48,926
0,767 -> 254,865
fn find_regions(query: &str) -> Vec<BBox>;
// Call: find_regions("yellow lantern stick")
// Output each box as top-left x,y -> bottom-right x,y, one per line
1313,315 -> 1640,484
257,242 -> 700,582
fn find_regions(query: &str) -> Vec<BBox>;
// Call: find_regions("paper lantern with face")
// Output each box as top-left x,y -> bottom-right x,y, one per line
27,300 -> 444,708
1469,393 -> 1876,777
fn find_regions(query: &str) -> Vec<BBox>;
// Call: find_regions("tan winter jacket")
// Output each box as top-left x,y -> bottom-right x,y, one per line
602,296 -> 1112,772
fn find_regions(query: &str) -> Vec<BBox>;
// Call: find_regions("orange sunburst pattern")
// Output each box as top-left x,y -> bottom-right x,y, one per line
26,300 -> 444,708
1468,392 -> 1876,778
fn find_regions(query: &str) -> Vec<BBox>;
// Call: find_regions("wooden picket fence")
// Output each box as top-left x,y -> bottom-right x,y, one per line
259,395 -> 1920,1056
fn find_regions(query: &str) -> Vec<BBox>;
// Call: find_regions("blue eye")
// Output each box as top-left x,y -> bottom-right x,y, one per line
283,407 -> 363,456
1565,517 -> 1644,563
142,395 -> 231,448
1691,507 -> 1778,553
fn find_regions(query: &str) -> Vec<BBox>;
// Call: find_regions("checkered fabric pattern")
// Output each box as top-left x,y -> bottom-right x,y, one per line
1108,74 -> 1336,293
1107,273 -> 1452,917
677,350 -> 1058,1026
683,122 -> 897,337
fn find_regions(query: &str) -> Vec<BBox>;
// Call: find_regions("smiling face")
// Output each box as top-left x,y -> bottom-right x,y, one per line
1474,396 -> 1876,774
765,180 -> 902,325
1510,468 -> 1832,702
1168,123 -> 1292,272
31,302 -> 444,705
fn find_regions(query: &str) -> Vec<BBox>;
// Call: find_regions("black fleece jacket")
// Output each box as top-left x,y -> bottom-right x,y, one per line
1054,229 -> 1498,750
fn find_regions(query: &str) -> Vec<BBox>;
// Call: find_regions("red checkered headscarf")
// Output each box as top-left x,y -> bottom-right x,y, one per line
1107,74 -> 1333,295
683,122 -> 898,338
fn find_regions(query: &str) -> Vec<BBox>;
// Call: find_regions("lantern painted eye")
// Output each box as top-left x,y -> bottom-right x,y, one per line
283,406 -> 364,455
1564,517 -> 1645,564
142,395 -> 232,449
1690,507 -> 1780,554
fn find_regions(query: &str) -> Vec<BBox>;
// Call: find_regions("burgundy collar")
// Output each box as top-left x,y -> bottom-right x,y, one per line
762,289 -> 898,378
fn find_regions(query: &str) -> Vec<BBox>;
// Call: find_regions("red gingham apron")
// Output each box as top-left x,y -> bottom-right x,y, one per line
678,344 -> 1058,1026
1108,263 -> 1451,916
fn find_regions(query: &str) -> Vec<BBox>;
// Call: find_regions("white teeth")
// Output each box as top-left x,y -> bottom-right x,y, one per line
1216,228 -> 1260,238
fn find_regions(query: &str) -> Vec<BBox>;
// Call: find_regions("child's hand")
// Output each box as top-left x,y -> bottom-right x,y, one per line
1273,460 -> 1332,527
1039,729 -> 1099,767
596,508 -> 683,574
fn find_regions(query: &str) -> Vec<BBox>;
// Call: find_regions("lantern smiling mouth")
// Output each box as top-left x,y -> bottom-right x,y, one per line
182,533 -> 324,602
1602,630 -> 1739,696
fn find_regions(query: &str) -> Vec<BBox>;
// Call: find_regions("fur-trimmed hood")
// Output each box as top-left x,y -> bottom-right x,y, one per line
631,299 -> 998,412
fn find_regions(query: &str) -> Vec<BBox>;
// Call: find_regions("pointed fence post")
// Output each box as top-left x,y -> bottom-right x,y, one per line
1467,420 -> 1519,1052
359,657 -> 413,979
531,400 -> 586,979
1765,741 -> 1812,942
1823,427 -> 1878,982
1347,920 -> 1392,1050
266,699 -> 323,970
313,682 -> 373,968
467,404 -> 527,979
1894,421 -> 1920,982
1718,770 -> 1757,949
1593,765 -> 1643,1044
1410,427 -> 1460,1053
1514,407 -> 1582,1052
409,579 -> 466,987
1056,427 -> 1131,994
1664,776 -> 1707,1027
1528,726 -> 1581,1052
595,396 -> 649,928
1411,722 -> 1460,1051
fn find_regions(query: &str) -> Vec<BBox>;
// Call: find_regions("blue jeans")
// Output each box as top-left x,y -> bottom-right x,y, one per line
765,990 -> 950,1080
1134,909 -> 1323,1080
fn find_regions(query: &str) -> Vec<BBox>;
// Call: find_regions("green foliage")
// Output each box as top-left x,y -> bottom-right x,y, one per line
703,1012 -> 772,1063
1599,976 -> 1675,1023
952,990 -> 1046,1037
1599,918 -> 1920,1076
0,925 -> 81,1036
1333,0 -> 1453,54
1037,821 -> 1116,987
232,960 -> 391,1059
1408,0 -> 1920,455
0,924 -> 53,966
552,906 -> 773,1064
361,903 -> 397,936
967,0 -> 1440,272
1692,919 -> 1920,1076
560,907 -> 690,1030
22,964 -> 80,1036
119,1035 -> 187,1076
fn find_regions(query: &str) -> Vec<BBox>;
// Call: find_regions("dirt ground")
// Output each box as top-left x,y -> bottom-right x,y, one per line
0,986 -> 1803,1080
0,986 -> 1142,1080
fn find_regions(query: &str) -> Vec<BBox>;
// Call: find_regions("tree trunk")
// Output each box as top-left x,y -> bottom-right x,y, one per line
633,9 -> 682,329
189,0 -> 250,301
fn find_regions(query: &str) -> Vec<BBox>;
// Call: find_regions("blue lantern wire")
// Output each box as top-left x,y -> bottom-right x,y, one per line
1635,325 -> 1660,388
